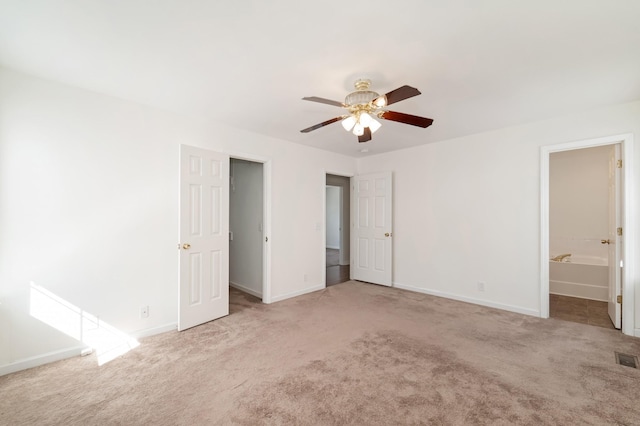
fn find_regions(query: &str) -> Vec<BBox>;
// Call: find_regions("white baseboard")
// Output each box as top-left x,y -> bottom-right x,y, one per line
230,281 -> 262,299
0,323 -> 178,377
271,284 -> 324,303
0,345 -> 86,377
326,245 -> 340,250
131,322 -> 177,339
393,282 -> 540,317
635,328 -> 640,338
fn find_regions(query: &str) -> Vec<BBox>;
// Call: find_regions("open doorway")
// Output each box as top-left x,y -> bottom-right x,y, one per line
541,133 -> 634,337
326,174 -> 350,286
548,145 -> 619,329
229,158 -> 264,299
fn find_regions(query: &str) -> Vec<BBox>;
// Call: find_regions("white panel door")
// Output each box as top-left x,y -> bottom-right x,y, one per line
607,145 -> 621,329
351,172 -> 392,286
179,145 -> 229,331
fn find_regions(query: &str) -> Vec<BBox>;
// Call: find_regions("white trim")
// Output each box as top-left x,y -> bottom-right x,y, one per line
230,281 -> 262,299
326,245 -> 340,250
0,345 -> 85,377
393,282 -> 540,317
540,133 -> 635,336
131,322 -> 177,339
262,160 -> 273,304
270,284 -> 325,303
635,328 -> 640,338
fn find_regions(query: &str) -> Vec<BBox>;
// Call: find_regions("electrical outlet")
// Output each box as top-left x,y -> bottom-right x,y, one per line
477,282 -> 485,292
140,305 -> 149,318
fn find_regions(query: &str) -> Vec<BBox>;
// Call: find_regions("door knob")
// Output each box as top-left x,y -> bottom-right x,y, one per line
182,243 -> 191,249
601,239 -> 611,245
385,233 -> 391,237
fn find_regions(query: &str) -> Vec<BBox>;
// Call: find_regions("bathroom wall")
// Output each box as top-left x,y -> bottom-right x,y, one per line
549,145 -> 612,259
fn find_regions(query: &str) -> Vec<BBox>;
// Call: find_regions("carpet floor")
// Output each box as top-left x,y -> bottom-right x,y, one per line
2,281 -> 640,425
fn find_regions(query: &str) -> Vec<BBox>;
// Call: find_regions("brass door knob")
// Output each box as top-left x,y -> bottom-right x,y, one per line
601,239 -> 611,245
182,243 -> 191,249
384,233 -> 390,237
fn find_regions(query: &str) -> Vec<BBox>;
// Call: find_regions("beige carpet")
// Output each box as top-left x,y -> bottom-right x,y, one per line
2,281 -> 640,425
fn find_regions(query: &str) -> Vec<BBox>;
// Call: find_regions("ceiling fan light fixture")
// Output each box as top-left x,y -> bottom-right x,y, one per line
341,115 -> 356,131
373,95 -> 387,108
369,118 -> 382,133
359,112 -> 373,127
300,79 -> 433,142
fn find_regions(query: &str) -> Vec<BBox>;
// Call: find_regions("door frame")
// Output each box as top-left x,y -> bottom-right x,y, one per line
322,170 -> 354,287
228,151 -> 273,303
540,133 -> 635,336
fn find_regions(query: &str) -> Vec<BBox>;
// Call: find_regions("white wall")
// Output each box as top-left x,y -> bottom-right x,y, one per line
325,186 -> 340,249
550,145 -> 611,259
357,100 -> 640,329
0,67 -> 357,373
229,159 -> 263,298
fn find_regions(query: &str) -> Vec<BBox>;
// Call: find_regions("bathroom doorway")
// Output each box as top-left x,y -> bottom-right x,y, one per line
548,145 -> 617,329
541,133 -> 634,336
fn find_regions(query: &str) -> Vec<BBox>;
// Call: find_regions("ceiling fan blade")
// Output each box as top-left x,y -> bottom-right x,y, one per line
300,117 -> 343,133
380,111 -> 434,128
383,85 -> 421,106
358,127 -> 372,143
302,96 -> 346,108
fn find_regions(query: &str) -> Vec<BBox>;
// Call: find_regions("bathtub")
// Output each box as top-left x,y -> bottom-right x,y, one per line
549,255 -> 608,301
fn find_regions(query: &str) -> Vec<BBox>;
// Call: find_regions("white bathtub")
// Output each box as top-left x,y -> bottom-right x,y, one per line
549,255 -> 608,301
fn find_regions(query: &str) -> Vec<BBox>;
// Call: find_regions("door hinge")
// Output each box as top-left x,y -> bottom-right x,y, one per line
617,159 -> 622,168
617,295 -> 622,304
617,227 -> 623,236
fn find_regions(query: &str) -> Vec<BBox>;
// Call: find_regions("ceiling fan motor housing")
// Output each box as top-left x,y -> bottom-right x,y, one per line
345,90 -> 379,107
344,79 -> 380,107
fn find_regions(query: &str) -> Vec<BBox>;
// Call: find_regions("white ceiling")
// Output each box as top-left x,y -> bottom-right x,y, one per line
1,0 -> 639,158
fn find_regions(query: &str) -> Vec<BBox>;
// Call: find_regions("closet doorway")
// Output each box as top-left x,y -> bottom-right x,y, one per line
229,159 -> 264,299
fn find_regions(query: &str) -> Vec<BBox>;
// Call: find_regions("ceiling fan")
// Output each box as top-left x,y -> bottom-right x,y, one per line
300,79 -> 433,143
